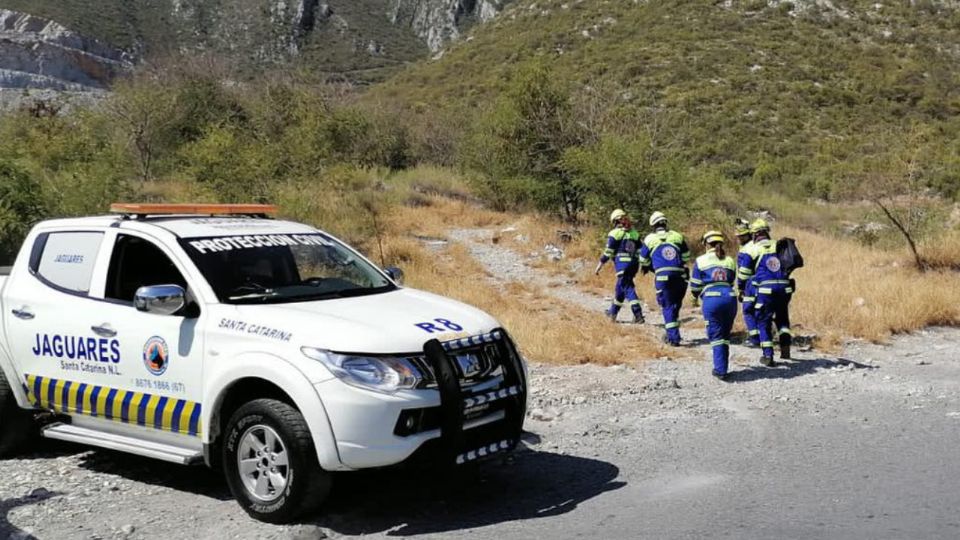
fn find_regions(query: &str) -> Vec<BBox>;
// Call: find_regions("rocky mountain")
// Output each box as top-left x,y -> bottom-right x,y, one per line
0,9 -> 132,91
0,0 -> 512,90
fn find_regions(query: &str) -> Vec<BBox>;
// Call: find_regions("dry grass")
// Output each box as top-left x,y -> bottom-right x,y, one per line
478,206 -> 960,350
783,225 -> 960,347
383,203 -> 669,365
918,231 -> 960,271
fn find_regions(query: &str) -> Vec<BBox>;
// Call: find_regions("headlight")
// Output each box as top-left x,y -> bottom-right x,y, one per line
301,347 -> 423,393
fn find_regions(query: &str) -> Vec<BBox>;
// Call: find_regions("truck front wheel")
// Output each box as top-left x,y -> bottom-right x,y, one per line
222,398 -> 331,523
0,370 -> 34,457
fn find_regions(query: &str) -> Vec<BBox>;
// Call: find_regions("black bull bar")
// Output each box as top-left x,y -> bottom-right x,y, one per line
422,328 -> 527,465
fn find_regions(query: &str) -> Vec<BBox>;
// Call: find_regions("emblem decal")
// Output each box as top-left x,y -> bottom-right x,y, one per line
456,353 -> 482,378
661,246 -> 678,261
765,257 -> 782,272
143,336 -> 170,376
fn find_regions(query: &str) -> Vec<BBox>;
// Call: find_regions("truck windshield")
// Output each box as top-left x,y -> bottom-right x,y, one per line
178,233 -> 395,304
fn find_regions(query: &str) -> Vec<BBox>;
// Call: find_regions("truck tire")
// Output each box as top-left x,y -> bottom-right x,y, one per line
0,370 -> 34,457
222,398 -> 331,523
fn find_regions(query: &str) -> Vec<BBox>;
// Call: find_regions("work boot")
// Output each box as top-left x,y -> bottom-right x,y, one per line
633,313 -> 645,324
605,308 -> 618,322
711,370 -> 729,382
779,335 -> 792,360
759,355 -> 775,367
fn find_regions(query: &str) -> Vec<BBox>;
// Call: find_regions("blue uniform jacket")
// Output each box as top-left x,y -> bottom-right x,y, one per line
736,238 -> 789,292
638,230 -> 690,275
600,227 -> 641,273
691,250 -> 737,299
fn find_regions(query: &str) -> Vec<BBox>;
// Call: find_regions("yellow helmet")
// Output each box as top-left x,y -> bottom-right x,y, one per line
702,230 -> 725,245
649,211 -> 667,228
610,208 -> 627,224
749,218 -> 770,234
734,219 -> 750,237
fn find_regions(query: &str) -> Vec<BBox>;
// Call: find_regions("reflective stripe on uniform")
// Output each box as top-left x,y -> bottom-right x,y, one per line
656,266 -> 685,273
761,341 -> 775,347
742,296 -> 755,302
778,328 -> 792,335
665,322 -> 680,329
758,287 -> 773,294
710,340 -> 730,347
748,330 -> 760,336
656,275 -> 670,281
758,279 -> 790,285
24,374 -> 202,436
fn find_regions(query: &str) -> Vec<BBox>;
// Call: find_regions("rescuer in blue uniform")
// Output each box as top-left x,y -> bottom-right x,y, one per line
690,230 -> 738,380
638,211 -> 690,346
595,209 -> 645,323
735,219 -> 760,347
737,219 -> 793,366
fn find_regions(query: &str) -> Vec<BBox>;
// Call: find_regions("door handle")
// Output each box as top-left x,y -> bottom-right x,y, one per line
11,308 -> 34,320
91,324 -> 117,338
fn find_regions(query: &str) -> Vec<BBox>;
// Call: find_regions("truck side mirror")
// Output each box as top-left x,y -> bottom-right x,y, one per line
134,284 -> 186,316
385,266 -> 404,285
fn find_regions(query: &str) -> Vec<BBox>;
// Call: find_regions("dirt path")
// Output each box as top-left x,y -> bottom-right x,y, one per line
2,231 -> 959,540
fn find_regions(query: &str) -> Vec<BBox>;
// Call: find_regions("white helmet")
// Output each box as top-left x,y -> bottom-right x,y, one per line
649,211 -> 667,228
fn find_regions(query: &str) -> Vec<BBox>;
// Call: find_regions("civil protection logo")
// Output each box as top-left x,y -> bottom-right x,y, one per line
661,246 -> 678,261
765,257 -> 782,272
143,336 -> 169,376
710,268 -> 727,282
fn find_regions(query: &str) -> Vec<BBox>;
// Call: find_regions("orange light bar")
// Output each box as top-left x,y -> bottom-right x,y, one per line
110,203 -> 278,216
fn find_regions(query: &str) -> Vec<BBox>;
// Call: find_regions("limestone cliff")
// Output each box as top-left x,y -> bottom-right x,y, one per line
0,9 -> 132,90
389,0 -> 508,52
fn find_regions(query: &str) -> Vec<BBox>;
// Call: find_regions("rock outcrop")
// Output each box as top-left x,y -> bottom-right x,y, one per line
0,9 -> 132,90
389,0 -> 508,52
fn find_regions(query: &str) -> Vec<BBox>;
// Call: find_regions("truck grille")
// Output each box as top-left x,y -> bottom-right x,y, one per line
409,331 -> 507,389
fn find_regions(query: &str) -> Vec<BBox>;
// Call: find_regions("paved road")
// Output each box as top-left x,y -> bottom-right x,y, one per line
2,329 -> 959,539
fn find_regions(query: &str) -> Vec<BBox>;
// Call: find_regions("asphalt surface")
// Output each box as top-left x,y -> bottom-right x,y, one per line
2,329 -> 959,539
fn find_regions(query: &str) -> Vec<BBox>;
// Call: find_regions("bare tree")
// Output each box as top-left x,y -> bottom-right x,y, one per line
845,126 -> 933,270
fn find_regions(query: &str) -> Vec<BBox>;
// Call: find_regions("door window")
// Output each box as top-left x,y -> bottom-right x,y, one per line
105,235 -> 188,303
32,232 -> 104,294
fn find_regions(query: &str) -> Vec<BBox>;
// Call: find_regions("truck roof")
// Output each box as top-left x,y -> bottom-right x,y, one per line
36,215 -> 321,239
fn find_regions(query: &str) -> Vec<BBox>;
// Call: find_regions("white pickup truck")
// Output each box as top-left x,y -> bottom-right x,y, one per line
0,203 -> 527,523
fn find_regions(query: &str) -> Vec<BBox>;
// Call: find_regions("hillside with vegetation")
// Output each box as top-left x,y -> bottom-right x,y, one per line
370,0 -> 960,224
0,0 -> 513,83
0,0 -> 958,352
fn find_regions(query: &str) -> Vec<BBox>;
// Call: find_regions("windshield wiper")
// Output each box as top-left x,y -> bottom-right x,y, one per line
227,284 -> 279,301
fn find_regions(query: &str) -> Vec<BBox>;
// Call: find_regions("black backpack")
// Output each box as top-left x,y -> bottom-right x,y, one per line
776,237 -> 804,275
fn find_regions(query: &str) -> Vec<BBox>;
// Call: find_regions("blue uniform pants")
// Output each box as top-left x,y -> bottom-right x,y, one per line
755,286 -> 792,358
741,282 -> 759,345
702,289 -> 738,375
655,272 -> 687,344
608,267 -> 643,318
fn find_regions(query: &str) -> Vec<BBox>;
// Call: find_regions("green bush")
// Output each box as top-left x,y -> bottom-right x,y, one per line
0,160 -> 45,263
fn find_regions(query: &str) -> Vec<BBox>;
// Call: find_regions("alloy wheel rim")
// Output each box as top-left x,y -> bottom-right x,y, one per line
236,424 -> 290,502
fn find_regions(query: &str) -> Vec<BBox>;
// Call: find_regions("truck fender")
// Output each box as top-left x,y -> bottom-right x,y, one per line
203,352 -> 344,471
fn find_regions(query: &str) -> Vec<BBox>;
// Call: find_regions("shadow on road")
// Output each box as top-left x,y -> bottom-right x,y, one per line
312,445 -> 624,536
77,448 -> 232,500
0,489 -> 60,540
730,357 -> 876,383
66,435 -> 620,536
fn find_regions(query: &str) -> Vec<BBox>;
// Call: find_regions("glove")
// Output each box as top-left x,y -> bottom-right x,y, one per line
737,291 -> 744,303
594,262 -> 604,275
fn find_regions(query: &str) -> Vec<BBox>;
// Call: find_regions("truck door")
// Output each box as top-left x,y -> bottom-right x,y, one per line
87,232 -> 206,439
3,230 -> 112,402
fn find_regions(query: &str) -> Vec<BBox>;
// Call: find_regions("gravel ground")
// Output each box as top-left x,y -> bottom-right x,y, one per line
2,231 -> 959,539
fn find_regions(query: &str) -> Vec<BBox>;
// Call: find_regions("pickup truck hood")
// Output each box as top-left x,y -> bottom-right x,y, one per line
227,287 -> 500,354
